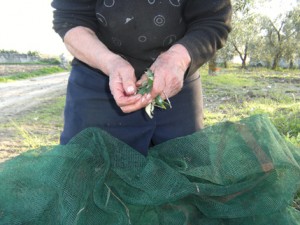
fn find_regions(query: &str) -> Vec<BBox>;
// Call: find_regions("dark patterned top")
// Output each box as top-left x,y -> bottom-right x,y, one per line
51,0 -> 232,77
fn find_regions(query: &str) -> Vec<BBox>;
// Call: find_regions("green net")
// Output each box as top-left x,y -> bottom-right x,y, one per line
0,115 -> 300,225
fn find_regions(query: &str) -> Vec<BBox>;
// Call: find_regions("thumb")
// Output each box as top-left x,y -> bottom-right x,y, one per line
122,74 -> 137,95
136,74 -> 148,87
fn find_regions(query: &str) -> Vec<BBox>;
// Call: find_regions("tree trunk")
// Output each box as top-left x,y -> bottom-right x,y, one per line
241,60 -> 247,69
272,53 -> 280,70
241,45 -> 248,69
289,60 -> 294,69
224,61 -> 228,68
208,55 -> 218,76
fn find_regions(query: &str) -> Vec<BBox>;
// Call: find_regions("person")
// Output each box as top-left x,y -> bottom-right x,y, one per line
51,0 -> 232,156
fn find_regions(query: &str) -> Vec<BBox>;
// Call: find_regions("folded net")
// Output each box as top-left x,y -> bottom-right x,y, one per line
0,115 -> 299,225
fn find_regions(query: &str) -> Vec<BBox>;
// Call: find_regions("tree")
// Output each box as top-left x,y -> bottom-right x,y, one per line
259,3 -> 300,69
213,0 -> 259,69
216,41 -> 235,68
282,4 -> 300,68
229,0 -> 262,69
212,0 -> 300,70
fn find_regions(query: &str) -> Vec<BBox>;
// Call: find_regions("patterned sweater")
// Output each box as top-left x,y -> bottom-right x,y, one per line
51,0 -> 232,77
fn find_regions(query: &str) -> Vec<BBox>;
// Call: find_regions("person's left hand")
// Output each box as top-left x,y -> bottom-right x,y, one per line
138,44 -> 191,101
119,44 -> 191,113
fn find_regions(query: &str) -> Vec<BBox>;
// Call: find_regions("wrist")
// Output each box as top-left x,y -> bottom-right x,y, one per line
167,44 -> 191,71
100,53 -> 122,75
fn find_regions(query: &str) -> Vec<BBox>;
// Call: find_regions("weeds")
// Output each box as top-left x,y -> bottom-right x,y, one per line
11,120 -> 43,149
201,66 -> 300,147
0,97 -> 65,156
0,67 -> 299,154
0,66 -> 67,82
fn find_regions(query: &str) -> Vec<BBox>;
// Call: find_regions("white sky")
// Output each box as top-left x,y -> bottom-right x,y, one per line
258,0 -> 298,19
0,0 -> 67,56
0,0 -> 298,57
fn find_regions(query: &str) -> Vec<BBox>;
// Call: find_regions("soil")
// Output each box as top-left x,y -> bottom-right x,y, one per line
0,72 -> 69,122
0,66 -> 299,163
0,64 -> 57,76
0,68 -> 69,162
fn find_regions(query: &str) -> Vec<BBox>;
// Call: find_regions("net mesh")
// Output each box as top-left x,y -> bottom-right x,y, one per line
0,115 -> 299,225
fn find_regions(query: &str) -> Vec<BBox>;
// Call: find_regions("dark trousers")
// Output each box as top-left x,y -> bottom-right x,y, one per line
60,61 -> 204,155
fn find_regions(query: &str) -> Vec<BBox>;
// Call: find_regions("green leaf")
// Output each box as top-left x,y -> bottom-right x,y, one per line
137,69 -> 172,118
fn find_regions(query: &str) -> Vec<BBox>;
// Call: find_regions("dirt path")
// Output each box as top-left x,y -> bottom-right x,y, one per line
0,72 -> 69,122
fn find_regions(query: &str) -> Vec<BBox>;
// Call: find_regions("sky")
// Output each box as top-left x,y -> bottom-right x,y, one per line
0,0 -> 67,57
258,0 -> 298,19
0,0 -> 298,57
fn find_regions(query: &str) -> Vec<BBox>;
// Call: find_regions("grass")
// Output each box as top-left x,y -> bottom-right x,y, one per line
0,96 -> 65,154
0,65 -> 299,211
200,66 -> 300,147
15,96 -> 65,147
201,66 -> 300,210
0,66 -> 67,82
1,66 -> 299,149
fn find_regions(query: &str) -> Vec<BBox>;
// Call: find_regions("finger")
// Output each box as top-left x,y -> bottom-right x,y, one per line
149,70 -> 165,99
122,73 -> 137,96
117,94 -> 142,107
136,74 -> 148,87
114,92 -> 142,107
121,97 -> 153,113
111,82 -> 141,107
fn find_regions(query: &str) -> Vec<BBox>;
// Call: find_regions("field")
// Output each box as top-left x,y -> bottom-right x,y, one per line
0,64 -> 68,160
202,67 -> 300,146
0,64 -> 299,209
0,64 -> 67,82
0,65 -> 299,157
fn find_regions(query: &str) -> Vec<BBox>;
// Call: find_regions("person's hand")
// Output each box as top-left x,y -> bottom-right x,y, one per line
108,44 -> 191,114
107,55 -> 142,112
137,44 -> 191,102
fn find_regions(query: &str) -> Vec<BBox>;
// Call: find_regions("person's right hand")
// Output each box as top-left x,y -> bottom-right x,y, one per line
63,27 -> 149,113
107,55 -> 143,113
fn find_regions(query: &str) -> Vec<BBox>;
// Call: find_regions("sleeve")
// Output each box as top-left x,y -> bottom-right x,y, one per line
176,0 -> 232,77
51,0 -> 98,39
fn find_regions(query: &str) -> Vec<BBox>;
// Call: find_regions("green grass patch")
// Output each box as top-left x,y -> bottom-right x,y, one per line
0,66 -> 67,82
1,66 -> 299,150
1,65 -> 299,211
202,67 -> 300,147
202,71 -> 256,89
0,96 -> 65,152
205,100 -> 299,145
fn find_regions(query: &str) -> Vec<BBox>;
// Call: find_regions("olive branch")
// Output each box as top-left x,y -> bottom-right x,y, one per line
137,69 -> 172,118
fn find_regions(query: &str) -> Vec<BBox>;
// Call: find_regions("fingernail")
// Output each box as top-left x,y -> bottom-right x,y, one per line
146,94 -> 151,100
127,86 -> 134,94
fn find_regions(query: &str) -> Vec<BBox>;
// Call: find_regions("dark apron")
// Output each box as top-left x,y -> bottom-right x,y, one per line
60,60 -> 203,155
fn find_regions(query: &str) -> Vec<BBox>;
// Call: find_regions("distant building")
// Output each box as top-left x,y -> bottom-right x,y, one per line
0,53 -> 40,64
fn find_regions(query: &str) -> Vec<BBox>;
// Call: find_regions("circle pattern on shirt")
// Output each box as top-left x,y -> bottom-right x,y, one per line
138,36 -> 147,43
169,0 -> 181,7
104,0 -> 115,7
96,13 -> 108,26
148,0 -> 156,4
96,1 -> 184,56
163,35 -> 177,47
112,37 -> 122,46
153,15 -> 166,27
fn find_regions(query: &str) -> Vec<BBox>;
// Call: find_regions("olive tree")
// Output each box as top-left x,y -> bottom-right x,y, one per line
212,0 -> 259,70
259,3 -> 300,69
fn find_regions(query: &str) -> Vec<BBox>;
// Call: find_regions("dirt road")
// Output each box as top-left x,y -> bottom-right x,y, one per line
0,72 -> 69,122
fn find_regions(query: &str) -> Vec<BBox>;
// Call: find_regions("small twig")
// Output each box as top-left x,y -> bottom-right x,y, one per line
162,91 -> 172,109
104,183 -> 131,224
137,69 -> 172,118
291,93 -> 296,103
